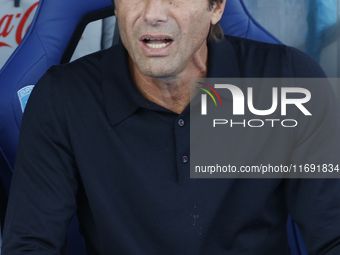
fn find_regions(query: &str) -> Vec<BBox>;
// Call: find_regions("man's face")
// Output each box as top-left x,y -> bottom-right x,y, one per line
115,0 -> 223,79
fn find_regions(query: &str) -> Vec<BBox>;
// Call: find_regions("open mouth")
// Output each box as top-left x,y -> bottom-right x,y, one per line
142,38 -> 173,49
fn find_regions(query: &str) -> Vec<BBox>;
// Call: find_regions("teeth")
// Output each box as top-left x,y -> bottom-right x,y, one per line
146,38 -> 168,41
145,41 -> 172,48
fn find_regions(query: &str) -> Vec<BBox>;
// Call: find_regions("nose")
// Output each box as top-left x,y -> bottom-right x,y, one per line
143,0 -> 168,25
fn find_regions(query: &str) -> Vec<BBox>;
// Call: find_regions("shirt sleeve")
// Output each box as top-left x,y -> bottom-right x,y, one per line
284,48 -> 340,254
2,68 -> 79,255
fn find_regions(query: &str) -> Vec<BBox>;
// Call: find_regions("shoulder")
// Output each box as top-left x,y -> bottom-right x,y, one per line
224,35 -> 326,78
47,49 -> 108,83
26,48 -> 116,121
32,48 -> 112,102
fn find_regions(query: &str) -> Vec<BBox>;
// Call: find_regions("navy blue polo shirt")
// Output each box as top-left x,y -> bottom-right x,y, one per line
3,36 -> 340,254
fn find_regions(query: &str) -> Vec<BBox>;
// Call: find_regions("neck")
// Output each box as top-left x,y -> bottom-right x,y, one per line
130,43 -> 208,114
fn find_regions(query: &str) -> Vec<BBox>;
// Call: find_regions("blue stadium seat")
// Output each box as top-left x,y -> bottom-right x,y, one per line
0,0 -> 114,254
221,0 -> 282,44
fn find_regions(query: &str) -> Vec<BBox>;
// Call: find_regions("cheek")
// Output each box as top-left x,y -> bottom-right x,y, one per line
116,19 -> 136,60
183,13 -> 211,40
182,6 -> 212,30
116,19 -> 128,45
116,13 -> 136,47
116,5 -> 144,42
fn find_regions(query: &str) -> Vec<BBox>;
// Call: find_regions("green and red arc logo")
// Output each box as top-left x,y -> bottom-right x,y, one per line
196,82 -> 222,106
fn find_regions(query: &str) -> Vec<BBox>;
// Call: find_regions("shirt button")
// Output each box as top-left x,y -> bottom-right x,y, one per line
182,155 -> 188,163
178,119 -> 185,127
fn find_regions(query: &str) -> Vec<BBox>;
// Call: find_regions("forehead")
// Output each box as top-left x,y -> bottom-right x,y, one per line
113,0 -> 211,8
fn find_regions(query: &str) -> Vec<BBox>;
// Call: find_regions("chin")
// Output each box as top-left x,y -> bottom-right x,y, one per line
140,66 -> 178,79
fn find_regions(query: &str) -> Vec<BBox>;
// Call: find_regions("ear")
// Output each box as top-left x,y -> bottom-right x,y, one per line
210,0 -> 226,25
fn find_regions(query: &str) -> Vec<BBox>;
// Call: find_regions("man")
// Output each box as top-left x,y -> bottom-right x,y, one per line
2,0 -> 340,254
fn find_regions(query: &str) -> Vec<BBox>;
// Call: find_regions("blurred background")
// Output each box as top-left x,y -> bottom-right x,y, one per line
243,0 -> 340,96
0,0 -> 116,69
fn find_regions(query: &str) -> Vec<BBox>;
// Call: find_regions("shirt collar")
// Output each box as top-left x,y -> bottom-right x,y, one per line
205,36 -> 241,102
101,41 -> 147,126
207,36 -> 240,79
101,36 -> 240,126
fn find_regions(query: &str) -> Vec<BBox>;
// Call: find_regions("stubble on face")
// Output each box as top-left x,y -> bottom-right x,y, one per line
115,0 -> 213,81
